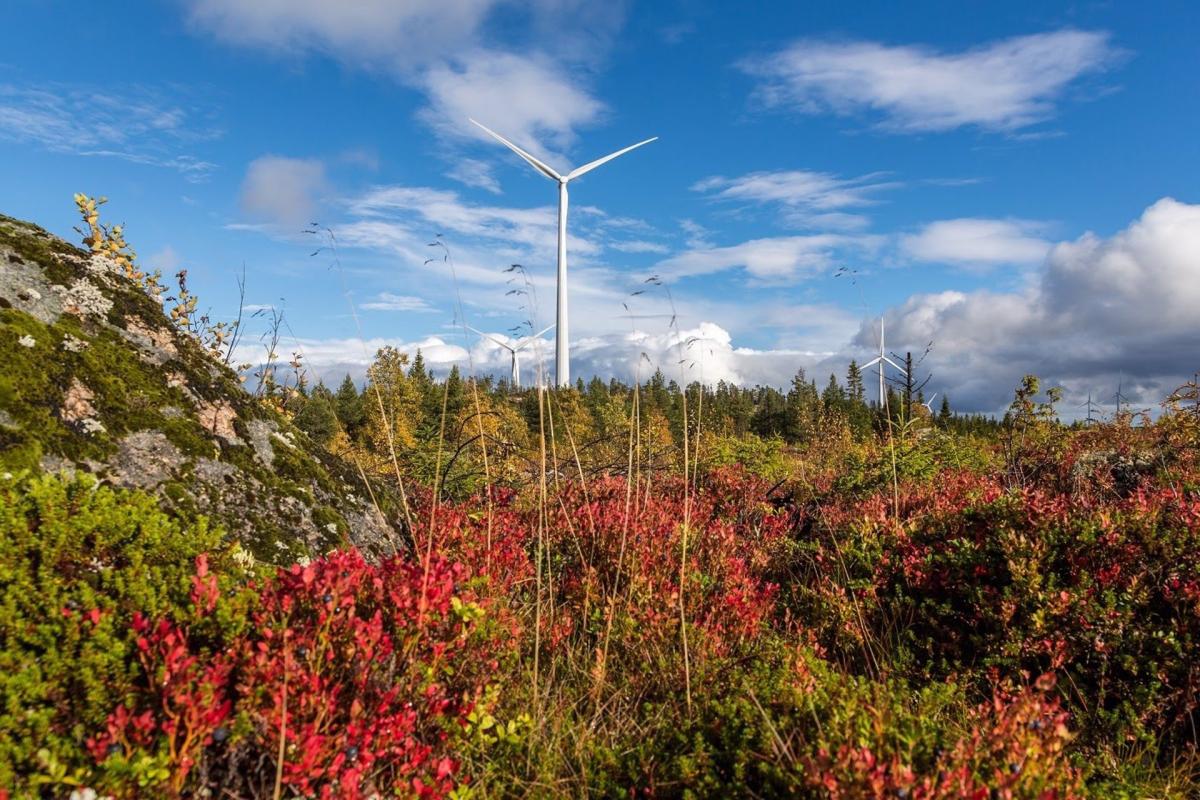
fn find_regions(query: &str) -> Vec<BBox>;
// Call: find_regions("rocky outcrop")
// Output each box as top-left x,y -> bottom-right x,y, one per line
0,213 -> 403,561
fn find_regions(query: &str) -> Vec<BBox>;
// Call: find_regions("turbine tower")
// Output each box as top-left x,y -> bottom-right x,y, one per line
467,325 -> 554,389
470,119 -> 657,387
862,317 -> 907,408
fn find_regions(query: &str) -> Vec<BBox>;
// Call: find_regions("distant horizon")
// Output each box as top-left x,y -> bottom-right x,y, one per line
2,1 -> 1197,417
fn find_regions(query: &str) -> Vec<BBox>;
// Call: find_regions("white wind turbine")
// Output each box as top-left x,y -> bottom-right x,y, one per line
862,317 -> 907,408
922,393 -> 937,414
467,325 -> 555,389
469,119 -> 657,387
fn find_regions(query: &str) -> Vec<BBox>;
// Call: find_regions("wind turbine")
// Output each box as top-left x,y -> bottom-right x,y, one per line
862,317 -> 907,408
470,119 -> 657,387
1113,381 -> 1129,416
1078,392 -> 1098,424
467,325 -> 554,389
921,392 -> 937,414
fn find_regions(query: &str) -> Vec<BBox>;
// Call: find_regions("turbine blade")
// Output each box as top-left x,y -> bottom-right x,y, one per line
882,357 -> 904,371
566,137 -> 657,181
862,356 -> 882,368
469,119 -> 561,182
513,325 -> 554,351
467,326 -> 513,352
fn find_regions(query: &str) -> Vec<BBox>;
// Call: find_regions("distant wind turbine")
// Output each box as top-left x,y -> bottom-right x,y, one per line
467,325 -> 554,389
1113,381 -> 1129,416
921,392 -> 937,414
470,119 -> 657,387
862,317 -> 907,407
1078,392 -> 1098,424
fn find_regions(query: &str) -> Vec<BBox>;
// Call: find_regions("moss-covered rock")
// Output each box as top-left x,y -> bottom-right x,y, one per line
0,213 -> 402,562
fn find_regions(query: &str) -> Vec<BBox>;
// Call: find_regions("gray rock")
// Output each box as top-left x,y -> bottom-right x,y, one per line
109,431 -> 181,490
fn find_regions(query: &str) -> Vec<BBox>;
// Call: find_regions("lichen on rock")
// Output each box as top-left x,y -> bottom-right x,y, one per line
0,212 -> 404,562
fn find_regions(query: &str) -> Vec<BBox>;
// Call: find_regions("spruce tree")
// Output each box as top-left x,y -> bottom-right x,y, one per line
334,374 -> 365,435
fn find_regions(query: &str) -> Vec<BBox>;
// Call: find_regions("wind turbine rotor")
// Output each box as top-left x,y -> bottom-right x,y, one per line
471,119 -> 656,386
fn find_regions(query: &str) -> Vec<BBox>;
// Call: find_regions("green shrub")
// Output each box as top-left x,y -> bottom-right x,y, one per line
0,472 -> 231,793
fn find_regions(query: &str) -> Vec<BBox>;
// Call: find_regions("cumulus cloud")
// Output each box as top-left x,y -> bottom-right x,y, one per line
694,169 -> 899,229
184,1 -> 617,160
742,29 -> 1117,133
288,320 -> 826,390
875,198 -> 1200,413
419,50 -> 606,164
900,218 -> 1052,268
239,155 -> 328,228
241,334 -> 472,386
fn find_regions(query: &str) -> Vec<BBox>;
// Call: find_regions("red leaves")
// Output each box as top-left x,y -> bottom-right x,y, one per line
189,554 -> 219,614
806,680 -> 1083,799
95,548 -> 490,799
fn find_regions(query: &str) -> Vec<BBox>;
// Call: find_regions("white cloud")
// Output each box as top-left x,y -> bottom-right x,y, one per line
742,30 -> 1117,133
0,84 -> 219,180
240,334 -> 472,384
346,184 -> 601,260
655,234 -> 881,282
147,246 -> 182,273
286,321 -> 827,390
875,198 -> 1200,412
418,49 -> 606,165
694,169 -> 899,229
360,292 -> 437,312
608,240 -> 669,254
447,158 -> 502,194
901,218 -> 1052,268
186,0 -> 497,69
183,1 -> 615,158
239,156 -> 328,228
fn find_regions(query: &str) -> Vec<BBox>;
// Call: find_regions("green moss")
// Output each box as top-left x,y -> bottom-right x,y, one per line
0,216 -> 79,286
0,309 -> 110,466
1,210 -> 389,558
312,504 -> 347,543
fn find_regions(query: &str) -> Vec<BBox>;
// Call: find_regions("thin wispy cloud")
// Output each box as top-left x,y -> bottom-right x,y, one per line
608,240 -> 669,254
694,169 -> 900,229
446,158 -> 502,194
655,234 -> 881,282
360,292 -> 437,312
0,84 -> 220,180
742,30 -> 1118,133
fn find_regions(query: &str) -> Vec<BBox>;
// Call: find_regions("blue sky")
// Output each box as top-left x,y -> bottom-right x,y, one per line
2,1 -> 1198,414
